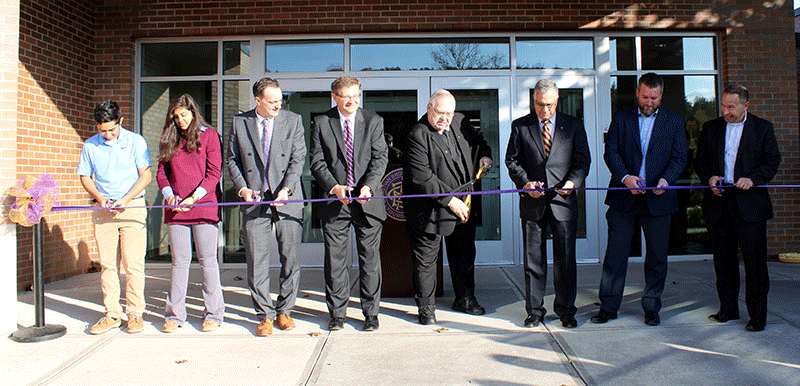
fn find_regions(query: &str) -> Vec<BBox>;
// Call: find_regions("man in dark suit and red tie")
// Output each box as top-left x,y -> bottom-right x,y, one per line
403,89 -> 493,325
592,72 -> 687,327
227,77 -> 306,336
505,79 -> 591,329
696,83 -> 781,332
310,76 -> 388,332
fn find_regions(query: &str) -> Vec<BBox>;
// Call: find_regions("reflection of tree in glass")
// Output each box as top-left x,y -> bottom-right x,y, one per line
431,43 -> 503,70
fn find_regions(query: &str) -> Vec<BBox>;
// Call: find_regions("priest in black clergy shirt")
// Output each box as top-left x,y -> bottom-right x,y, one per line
403,89 -> 492,325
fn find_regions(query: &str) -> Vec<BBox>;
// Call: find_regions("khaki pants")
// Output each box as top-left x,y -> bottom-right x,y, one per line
93,197 -> 147,318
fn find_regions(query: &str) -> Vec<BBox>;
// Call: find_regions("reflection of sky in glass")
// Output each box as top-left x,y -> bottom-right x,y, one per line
266,41 -> 343,72
685,75 -> 716,101
516,40 -> 593,69
682,38 -> 715,70
351,40 -> 508,71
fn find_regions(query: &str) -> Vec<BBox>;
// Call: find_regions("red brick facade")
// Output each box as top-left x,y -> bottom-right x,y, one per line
16,1 -> 799,289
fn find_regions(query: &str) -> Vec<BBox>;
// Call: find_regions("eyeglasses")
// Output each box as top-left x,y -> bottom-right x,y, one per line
334,93 -> 361,101
432,107 -> 454,118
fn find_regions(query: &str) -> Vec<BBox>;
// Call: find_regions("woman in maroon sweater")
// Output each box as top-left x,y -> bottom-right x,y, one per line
156,94 -> 225,333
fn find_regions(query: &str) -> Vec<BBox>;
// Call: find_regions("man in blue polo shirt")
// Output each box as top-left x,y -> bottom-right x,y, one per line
78,100 -> 151,334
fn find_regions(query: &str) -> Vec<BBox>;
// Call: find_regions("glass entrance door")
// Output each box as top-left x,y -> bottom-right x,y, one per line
514,75 -> 600,262
430,76 -> 514,265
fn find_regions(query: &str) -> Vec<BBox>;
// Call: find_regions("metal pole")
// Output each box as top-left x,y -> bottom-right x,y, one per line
34,222 -> 44,327
10,222 -> 66,342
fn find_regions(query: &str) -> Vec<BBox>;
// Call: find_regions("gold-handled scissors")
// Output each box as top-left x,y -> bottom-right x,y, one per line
462,165 -> 487,223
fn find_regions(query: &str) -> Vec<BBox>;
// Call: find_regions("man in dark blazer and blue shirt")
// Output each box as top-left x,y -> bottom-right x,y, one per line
592,72 -> 687,326
506,79 -> 591,329
227,77 -> 306,336
310,76 -> 388,332
696,83 -> 780,332
404,89 -> 493,325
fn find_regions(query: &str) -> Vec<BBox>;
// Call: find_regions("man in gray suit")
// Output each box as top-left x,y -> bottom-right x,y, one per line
310,76 -> 388,331
506,79 -> 591,329
227,77 -> 306,336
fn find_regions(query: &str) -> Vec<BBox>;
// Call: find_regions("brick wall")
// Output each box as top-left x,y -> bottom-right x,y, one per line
91,0 -> 798,258
17,0 -> 96,289
17,0 -> 800,288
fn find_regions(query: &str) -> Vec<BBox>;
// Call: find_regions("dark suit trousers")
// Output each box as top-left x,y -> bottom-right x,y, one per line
243,212 -> 302,321
410,222 -> 477,307
709,193 -> 769,324
600,200 -> 670,313
522,209 -> 577,318
322,203 -> 382,318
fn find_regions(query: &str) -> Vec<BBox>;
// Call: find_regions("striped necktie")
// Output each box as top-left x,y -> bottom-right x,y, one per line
262,117 -> 272,191
344,118 -> 355,187
542,120 -> 552,157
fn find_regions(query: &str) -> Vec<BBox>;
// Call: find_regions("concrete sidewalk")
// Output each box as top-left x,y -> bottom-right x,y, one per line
4,260 -> 800,386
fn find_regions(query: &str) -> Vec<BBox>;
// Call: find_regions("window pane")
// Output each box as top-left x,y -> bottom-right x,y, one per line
516,39 -> 593,69
610,75 -> 637,115
221,80 -> 252,263
140,81 -> 218,262
610,37 -> 635,71
282,91 -> 334,244
683,37 -> 715,70
266,40 -> 343,73
661,75 -> 717,255
642,37 -> 683,70
450,89 -> 500,241
141,42 -> 217,77
223,41 -> 250,75
351,38 -> 509,71
363,90 -> 417,166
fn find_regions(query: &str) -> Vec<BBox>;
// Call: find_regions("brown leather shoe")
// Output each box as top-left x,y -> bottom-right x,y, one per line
275,314 -> 296,330
256,319 -> 273,337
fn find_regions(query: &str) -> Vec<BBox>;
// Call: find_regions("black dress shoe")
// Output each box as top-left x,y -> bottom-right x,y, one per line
523,314 -> 542,328
328,317 -> 345,331
708,312 -> 740,323
560,315 -> 578,329
745,320 -> 765,332
590,309 -> 617,324
363,316 -> 379,331
418,305 -> 436,325
452,297 -> 486,315
644,311 -> 660,326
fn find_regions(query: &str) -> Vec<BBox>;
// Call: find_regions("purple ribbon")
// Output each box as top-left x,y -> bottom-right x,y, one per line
51,184 -> 800,212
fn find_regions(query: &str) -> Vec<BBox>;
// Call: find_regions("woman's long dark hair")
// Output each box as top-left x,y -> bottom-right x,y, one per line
159,94 -> 211,162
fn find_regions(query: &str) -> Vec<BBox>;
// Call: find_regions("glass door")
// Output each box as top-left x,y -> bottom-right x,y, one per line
514,75 -> 600,262
430,76 -> 514,265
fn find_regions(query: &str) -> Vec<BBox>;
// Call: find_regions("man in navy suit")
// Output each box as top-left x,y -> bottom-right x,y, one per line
506,79 -> 591,329
310,76 -> 388,332
591,73 -> 687,326
696,83 -> 780,332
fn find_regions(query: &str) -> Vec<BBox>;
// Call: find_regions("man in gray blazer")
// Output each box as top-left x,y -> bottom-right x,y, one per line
310,76 -> 388,331
227,77 -> 306,336
506,79 -> 591,329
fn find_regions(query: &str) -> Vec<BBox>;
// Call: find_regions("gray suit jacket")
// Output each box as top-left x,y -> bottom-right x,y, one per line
309,107 -> 388,225
506,112 -> 591,222
226,108 -> 306,220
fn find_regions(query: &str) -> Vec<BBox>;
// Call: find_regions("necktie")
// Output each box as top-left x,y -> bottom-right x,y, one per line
344,118 -> 355,187
542,120 -> 552,157
262,117 -> 272,191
